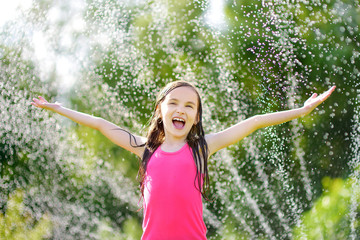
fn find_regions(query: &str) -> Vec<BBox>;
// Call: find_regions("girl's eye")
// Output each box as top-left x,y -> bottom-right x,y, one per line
186,105 -> 193,108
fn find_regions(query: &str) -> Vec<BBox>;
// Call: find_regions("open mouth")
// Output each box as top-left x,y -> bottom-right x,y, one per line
172,117 -> 186,130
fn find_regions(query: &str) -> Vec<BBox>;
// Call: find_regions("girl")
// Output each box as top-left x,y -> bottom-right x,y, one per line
31,81 -> 335,239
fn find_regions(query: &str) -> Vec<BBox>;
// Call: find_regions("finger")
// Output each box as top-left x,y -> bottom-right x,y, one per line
321,86 -> 336,100
38,96 -> 47,102
328,86 -> 336,94
325,86 -> 336,94
306,93 -> 316,101
33,98 -> 45,106
30,102 -> 39,108
32,98 -> 41,104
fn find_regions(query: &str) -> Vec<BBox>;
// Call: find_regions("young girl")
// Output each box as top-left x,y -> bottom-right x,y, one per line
31,81 -> 335,239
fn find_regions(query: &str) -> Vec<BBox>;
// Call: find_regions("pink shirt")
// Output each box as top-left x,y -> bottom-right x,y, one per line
141,143 -> 207,240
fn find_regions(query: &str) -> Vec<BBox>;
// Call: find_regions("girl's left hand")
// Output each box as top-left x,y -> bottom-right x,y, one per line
302,86 -> 336,115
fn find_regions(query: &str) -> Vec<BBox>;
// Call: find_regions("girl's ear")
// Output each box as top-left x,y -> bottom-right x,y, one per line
156,105 -> 162,118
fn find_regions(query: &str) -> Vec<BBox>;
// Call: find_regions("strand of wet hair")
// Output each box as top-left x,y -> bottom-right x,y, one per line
112,127 -> 146,148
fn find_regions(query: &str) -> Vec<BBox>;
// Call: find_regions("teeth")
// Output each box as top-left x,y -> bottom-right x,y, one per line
173,117 -> 185,122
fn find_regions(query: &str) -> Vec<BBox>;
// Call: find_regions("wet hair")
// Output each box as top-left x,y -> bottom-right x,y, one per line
139,80 -> 210,200
114,81 -> 210,201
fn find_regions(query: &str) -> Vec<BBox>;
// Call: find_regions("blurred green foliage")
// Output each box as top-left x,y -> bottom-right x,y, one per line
293,176 -> 360,239
0,189 -> 52,240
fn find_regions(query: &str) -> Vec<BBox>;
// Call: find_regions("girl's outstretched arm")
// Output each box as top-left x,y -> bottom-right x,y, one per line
205,86 -> 336,156
31,96 -> 146,157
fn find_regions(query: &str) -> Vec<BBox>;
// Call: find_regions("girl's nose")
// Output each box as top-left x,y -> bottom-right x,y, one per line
176,106 -> 185,114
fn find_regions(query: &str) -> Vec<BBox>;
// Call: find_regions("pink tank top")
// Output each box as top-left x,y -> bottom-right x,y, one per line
141,143 -> 207,240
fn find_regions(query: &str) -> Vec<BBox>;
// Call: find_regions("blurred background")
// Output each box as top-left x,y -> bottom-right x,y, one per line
0,0 -> 359,239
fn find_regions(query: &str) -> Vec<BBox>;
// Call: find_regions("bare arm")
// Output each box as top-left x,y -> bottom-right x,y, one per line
206,86 -> 336,156
31,96 -> 146,157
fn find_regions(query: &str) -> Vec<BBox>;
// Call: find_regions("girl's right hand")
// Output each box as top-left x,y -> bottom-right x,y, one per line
31,96 -> 61,111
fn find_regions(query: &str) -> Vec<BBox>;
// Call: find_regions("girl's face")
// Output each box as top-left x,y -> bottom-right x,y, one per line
159,86 -> 199,141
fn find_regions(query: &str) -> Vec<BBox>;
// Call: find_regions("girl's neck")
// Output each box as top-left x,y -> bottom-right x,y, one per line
161,138 -> 187,152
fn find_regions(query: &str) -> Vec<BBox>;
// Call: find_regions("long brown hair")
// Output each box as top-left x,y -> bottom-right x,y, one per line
139,81 -> 210,200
